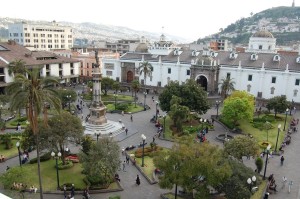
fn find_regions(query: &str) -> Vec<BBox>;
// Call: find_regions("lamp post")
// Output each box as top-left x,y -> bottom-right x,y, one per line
16,141 -> 22,167
141,134 -> 146,167
247,176 -> 257,192
163,115 -> 166,138
274,124 -> 281,153
263,144 -> 271,180
51,151 -> 62,190
283,108 -> 289,131
216,100 -> 221,118
66,95 -> 71,112
95,130 -> 101,142
114,94 -> 118,110
290,100 -> 294,115
143,92 -> 147,111
155,101 -> 159,120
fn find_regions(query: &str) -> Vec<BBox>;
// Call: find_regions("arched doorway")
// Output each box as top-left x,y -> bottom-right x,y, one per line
196,75 -> 208,91
127,71 -> 133,83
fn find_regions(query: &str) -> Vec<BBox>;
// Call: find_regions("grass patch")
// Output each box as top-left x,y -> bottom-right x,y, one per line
135,156 -> 156,180
102,94 -> 133,102
0,139 -> 20,158
163,193 -> 185,199
106,103 -> 144,113
251,180 -> 267,199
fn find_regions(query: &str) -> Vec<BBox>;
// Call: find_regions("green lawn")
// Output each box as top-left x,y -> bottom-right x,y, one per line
162,193 -> 185,199
135,157 -> 156,180
0,139 -> 20,159
239,114 -> 291,149
106,103 -> 144,113
102,94 -> 133,102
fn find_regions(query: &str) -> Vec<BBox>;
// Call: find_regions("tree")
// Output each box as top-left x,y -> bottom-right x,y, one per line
159,79 -> 210,114
112,81 -> 120,94
56,89 -> 77,109
42,112 -> 83,164
266,96 -> 290,117
101,77 -> 114,95
263,121 -> 273,141
222,97 -> 253,127
7,59 -> 26,76
255,157 -> 263,174
6,68 -> 61,199
138,61 -> 153,92
224,135 -> 260,161
219,76 -> 235,98
168,96 -> 189,133
131,80 -> 140,107
79,138 -> 120,186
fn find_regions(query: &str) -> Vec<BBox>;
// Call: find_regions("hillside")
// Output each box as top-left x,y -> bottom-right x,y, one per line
197,6 -> 300,46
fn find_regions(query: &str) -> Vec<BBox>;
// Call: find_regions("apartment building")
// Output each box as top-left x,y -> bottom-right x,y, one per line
8,21 -> 73,51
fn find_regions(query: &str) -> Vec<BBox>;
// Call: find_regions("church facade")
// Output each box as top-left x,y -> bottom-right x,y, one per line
102,31 -> 300,103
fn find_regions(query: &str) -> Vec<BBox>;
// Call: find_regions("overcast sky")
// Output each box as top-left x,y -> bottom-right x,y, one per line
0,0 -> 293,42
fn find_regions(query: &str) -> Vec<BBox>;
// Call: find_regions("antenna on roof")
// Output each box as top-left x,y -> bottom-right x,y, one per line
162,26 -> 164,35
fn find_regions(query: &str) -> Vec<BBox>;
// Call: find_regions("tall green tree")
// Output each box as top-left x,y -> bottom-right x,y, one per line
112,81 -> 120,94
219,76 -> 235,98
224,135 -> 260,161
79,137 -> 120,186
101,77 -> 114,95
266,95 -> 290,117
159,79 -> 210,114
168,96 -> 189,132
6,67 -> 61,199
138,61 -> 153,92
131,80 -> 140,107
7,59 -> 27,76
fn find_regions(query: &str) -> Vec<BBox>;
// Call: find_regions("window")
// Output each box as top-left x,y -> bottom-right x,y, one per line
87,63 -> 89,68
168,68 -> 171,74
106,71 -> 112,76
48,44 -> 52,48
157,82 -> 161,87
47,34 -> 52,38
257,92 -> 262,98
70,63 -> 74,68
247,84 -> 251,92
271,77 -> 276,84
259,45 -> 262,50
226,73 -> 231,78
59,63 -> 62,69
271,87 -> 275,94
294,90 -> 298,97
186,69 -> 190,76
296,79 -> 300,86
70,70 -> 74,75
87,71 -> 89,76
167,77 -> 171,85
46,64 -> 50,70
248,75 -> 252,81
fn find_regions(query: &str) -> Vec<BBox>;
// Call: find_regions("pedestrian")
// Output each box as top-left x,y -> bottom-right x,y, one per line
153,136 -> 155,143
280,155 -> 285,166
125,128 -> 128,135
70,184 -> 75,199
126,155 -> 130,164
122,161 -> 126,171
282,176 -> 287,189
82,187 -> 90,199
130,114 -> 133,122
122,111 -> 124,116
136,174 -> 140,185
63,184 -> 67,199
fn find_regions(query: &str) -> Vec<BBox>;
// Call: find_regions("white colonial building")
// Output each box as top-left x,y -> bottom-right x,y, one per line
8,21 -> 73,51
102,31 -> 300,103
0,40 -> 80,93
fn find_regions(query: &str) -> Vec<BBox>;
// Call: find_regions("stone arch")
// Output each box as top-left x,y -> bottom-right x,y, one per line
195,75 -> 208,91
127,71 -> 134,83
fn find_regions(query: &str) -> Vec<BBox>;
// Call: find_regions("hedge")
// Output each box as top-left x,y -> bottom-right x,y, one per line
29,152 -> 51,164
57,160 -> 73,170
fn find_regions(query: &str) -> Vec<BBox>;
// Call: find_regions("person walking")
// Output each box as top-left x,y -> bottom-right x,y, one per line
130,114 -> 133,122
280,155 -> 285,166
70,184 -> 75,199
282,176 -> 287,189
126,155 -> 130,164
122,161 -> 126,171
125,128 -> 128,135
136,174 -> 140,186
82,187 -> 90,199
153,136 -> 155,143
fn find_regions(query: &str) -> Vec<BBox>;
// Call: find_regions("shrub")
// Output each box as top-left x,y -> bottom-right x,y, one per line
261,115 -> 275,122
29,152 -> 51,164
109,196 -> 121,199
116,103 -> 129,111
255,157 -> 263,173
57,160 -> 73,170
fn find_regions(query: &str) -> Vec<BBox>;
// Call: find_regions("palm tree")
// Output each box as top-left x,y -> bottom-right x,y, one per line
7,59 -> 27,76
6,67 -> 61,199
131,80 -> 140,107
219,76 -> 235,98
138,61 -> 153,93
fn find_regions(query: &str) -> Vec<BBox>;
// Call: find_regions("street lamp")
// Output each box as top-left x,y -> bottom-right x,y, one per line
200,118 -> 206,130
290,100 -> 294,115
163,115 -> 166,138
51,151 -> 62,190
143,92 -> 147,111
66,95 -> 71,112
283,108 -> 289,131
16,141 -> 22,167
141,134 -> 146,167
216,100 -> 221,118
95,130 -> 101,142
274,124 -> 281,153
263,144 -> 271,180
247,176 -> 257,192
114,94 -> 118,110
155,101 -> 159,120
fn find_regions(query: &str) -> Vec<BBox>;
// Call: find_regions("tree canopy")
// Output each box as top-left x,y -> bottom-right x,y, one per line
266,95 -> 290,117
219,76 -> 235,98
101,77 -> 114,95
138,61 -> 153,90
168,96 -> 189,132
159,79 -> 210,114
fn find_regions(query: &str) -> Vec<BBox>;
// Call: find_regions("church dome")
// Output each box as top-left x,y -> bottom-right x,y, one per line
252,30 -> 274,38
135,43 -> 148,53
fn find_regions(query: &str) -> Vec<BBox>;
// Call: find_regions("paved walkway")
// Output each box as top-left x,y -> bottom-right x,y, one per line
2,87 -> 299,199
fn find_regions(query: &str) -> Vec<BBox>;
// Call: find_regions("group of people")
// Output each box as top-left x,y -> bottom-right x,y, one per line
21,151 -> 29,164
268,174 -> 278,193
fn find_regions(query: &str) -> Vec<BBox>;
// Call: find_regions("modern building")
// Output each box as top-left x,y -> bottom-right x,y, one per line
0,40 -> 80,93
102,30 -> 300,103
8,21 -> 73,51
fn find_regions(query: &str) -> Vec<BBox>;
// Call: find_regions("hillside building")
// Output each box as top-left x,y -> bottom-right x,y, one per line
8,21 -> 73,51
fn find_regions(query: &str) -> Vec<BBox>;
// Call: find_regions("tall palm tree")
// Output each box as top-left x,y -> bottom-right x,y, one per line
131,80 -> 140,107
219,76 -> 235,98
7,59 -> 27,76
6,67 -> 61,199
138,61 -> 153,93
